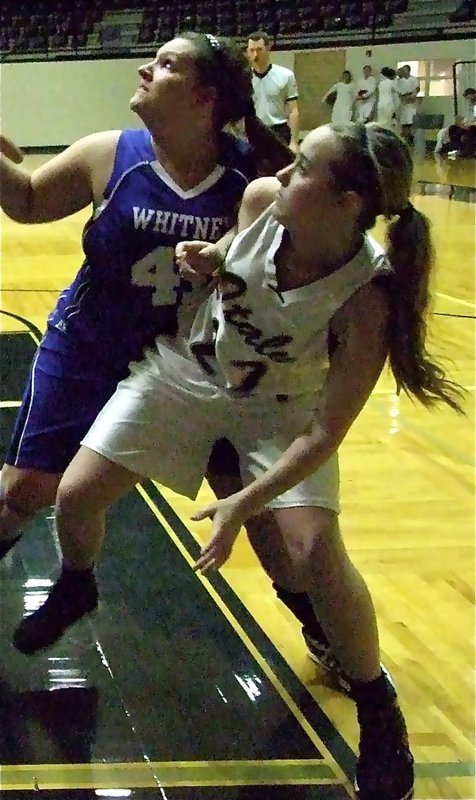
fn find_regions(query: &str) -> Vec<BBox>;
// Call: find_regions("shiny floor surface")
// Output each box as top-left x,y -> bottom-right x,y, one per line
0,332 -> 353,799
0,153 -> 475,799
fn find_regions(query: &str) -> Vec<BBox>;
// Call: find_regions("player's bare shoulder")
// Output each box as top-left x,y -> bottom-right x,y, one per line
80,131 -> 122,201
43,130 -> 121,195
238,176 -> 280,230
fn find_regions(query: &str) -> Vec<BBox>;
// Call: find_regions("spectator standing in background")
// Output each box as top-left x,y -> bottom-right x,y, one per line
396,64 -> 420,144
246,30 -> 300,153
322,69 -> 355,123
377,67 -> 399,128
355,65 -> 377,123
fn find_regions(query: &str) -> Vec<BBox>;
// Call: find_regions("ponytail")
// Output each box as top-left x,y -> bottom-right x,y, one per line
243,110 -> 294,176
385,207 -> 465,413
329,122 -> 465,414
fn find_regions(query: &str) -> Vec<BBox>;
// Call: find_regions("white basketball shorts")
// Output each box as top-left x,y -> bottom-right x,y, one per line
82,349 -> 340,512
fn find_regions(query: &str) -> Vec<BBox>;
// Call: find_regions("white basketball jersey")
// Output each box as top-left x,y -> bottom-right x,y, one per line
188,204 -> 391,398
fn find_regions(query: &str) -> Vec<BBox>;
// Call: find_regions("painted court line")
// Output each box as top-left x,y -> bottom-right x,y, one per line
435,291 -> 476,310
138,483 -> 355,796
0,760 -> 338,791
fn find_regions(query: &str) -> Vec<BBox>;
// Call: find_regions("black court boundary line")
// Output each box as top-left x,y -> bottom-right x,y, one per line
0,309 -> 43,342
142,479 -> 357,783
434,312 -> 476,319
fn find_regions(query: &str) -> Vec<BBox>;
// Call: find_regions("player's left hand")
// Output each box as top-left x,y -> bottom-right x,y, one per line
0,134 -> 24,164
191,496 -> 246,574
175,240 -> 223,293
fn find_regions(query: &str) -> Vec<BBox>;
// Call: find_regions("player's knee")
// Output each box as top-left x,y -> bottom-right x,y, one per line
284,515 -> 346,592
56,460 -> 132,518
1,473 -> 53,519
55,476 -> 95,520
307,521 -> 352,590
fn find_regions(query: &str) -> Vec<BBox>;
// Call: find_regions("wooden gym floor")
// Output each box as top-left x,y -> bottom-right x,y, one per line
0,152 -> 474,799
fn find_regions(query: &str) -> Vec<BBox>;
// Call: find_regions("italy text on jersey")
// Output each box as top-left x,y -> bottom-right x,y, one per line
190,270 -> 296,395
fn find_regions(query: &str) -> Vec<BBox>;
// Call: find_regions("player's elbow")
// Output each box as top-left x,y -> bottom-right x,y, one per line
1,182 -> 36,224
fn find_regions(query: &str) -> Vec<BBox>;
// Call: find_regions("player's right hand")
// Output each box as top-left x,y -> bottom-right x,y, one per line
175,240 -> 224,280
0,135 -> 24,164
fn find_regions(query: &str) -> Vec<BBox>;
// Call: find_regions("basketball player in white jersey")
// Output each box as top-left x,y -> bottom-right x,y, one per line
355,65 -> 377,123
14,121 -> 464,799
377,66 -> 399,128
322,69 -> 356,123
396,64 -> 420,144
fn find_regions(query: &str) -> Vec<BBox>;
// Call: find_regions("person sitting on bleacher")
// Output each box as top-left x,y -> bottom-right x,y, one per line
434,88 -> 476,157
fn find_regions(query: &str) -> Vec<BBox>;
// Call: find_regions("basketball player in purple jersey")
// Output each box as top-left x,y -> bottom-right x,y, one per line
0,32 -> 292,555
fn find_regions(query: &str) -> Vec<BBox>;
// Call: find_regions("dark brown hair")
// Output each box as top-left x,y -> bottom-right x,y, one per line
329,122 -> 464,413
247,30 -> 271,45
179,31 -> 293,176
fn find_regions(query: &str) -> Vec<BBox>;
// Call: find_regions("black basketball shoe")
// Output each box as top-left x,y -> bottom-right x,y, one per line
13,568 -> 98,655
354,675 -> 414,800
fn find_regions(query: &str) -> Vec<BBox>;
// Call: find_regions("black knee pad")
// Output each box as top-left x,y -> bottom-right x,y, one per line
273,582 -> 316,627
0,534 -> 22,559
207,438 -> 241,476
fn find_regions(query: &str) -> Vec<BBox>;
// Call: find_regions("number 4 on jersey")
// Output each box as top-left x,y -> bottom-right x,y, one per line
131,247 -> 177,306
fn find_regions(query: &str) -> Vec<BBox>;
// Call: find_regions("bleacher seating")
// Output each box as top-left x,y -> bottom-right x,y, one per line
449,0 -> 476,21
135,0 -> 410,42
394,0 -> 474,37
0,0 -> 100,57
0,0 -> 473,60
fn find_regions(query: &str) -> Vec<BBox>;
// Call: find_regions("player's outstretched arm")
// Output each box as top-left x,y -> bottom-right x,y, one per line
0,130 -> 119,224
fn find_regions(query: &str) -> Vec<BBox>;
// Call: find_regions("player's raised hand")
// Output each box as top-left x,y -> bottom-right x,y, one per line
0,135 -> 24,164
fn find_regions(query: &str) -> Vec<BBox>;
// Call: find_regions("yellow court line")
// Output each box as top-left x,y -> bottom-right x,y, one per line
0,329 -> 40,409
435,291 -> 476,310
0,329 -> 39,407
29,329 -> 42,346
0,328 -> 39,409
0,325 -> 42,344
0,759 -> 340,792
2,759 -> 335,770
137,483 -> 355,798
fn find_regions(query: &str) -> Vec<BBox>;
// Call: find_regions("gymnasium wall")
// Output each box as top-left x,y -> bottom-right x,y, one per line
0,58 -> 145,146
0,37 -> 474,147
